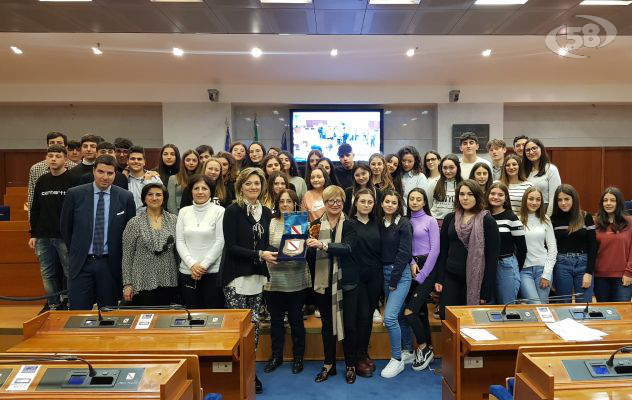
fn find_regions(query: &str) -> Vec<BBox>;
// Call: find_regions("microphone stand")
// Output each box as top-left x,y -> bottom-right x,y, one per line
0,355 -> 96,377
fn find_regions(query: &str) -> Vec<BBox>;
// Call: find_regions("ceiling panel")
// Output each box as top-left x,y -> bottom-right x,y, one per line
213,6 -> 272,33
264,8 -> 316,34
316,9 -> 365,34
521,0 -> 582,10
450,9 -> 518,34
154,4 -> 226,33
204,0 -> 261,8
494,9 -> 567,35
314,0 -> 367,10
106,4 -> 180,33
407,9 -> 465,34
0,3 -> 86,32
362,10 -> 415,34
51,4 -> 139,33
419,0 -> 475,10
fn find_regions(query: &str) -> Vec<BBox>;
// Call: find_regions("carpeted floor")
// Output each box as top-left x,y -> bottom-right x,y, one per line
254,359 -> 442,399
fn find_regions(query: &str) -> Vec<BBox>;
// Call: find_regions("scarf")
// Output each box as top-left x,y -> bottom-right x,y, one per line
314,214 -> 345,340
454,209 -> 488,305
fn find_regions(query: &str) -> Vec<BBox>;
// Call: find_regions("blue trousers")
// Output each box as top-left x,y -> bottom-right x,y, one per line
519,266 -> 550,304
35,238 -> 70,306
553,253 -> 593,303
594,277 -> 632,302
383,264 -> 412,360
495,255 -> 521,305
69,257 -> 118,310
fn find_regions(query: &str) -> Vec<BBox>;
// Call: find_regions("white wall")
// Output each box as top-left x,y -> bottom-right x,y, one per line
162,102 -> 231,153
436,103 -> 504,157
0,104 -> 163,149
504,104 -> 632,147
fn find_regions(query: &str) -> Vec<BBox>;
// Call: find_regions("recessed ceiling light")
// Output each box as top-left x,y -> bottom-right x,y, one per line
172,47 -> 184,57
150,0 -> 203,2
260,0 -> 312,3
369,0 -> 421,4
482,49 -> 492,57
580,0 -> 632,4
330,48 -> 338,57
39,0 -> 92,2
251,47 -> 262,58
10,46 -> 23,55
385,110 -> 392,114
475,0 -> 528,4
92,43 -> 102,55
406,48 -> 415,57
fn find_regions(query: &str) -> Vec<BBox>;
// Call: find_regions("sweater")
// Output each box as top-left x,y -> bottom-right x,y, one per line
306,217 -> 357,288
427,179 -> 457,220
27,159 -> 76,212
552,212 -> 598,275
492,209 -> 527,269
29,171 -> 72,238
595,216 -> 632,278
524,214 -> 558,281
350,218 -> 382,278
401,171 -> 429,210
343,187 -> 383,217
122,209 -> 178,293
436,212 -> 500,303
264,218 -> 311,292
68,162 -> 94,187
167,175 -> 185,214
334,165 -> 355,190
380,216 -> 413,289
410,210 -> 440,284
220,203 -> 272,286
289,176 -> 307,200
527,164 -> 562,216
508,181 -> 534,215
175,200 -> 225,274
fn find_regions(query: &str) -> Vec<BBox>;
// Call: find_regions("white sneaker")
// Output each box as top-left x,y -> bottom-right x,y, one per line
372,309 -> 382,323
401,350 -> 414,365
314,310 -> 321,318
380,358 -> 405,378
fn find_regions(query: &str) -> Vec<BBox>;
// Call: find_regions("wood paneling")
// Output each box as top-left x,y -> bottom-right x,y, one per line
603,148 -> 632,201
549,148 -> 604,214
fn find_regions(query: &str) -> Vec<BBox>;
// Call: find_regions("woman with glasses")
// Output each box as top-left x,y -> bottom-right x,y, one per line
523,138 -> 561,216
423,151 -> 441,185
122,183 -> 178,306
176,175 -> 226,309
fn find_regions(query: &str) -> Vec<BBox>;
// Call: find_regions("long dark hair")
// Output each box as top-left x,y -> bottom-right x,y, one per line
280,151 -> 300,177
551,184 -> 585,234
350,188 -> 378,222
304,149 -> 324,180
176,149 -> 201,187
406,187 -> 432,218
500,154 -> 527,185
455,180 -> 485,214
469,162 -> 493,194
486,181 -> 512,212
351,162 -> 376,198
522,138 -> 551,178
306,166 -> 332,191
396,145 -> 423,176
157,144 -> 180,184
596,186 -> 629,233
434,154 -> 463,202
422,150 -> 441,177
272,189 -> 300,219
316,157 -> 339,186
261,154 -> 282,178
244,142 -> 266,168
380,189 -> 405,222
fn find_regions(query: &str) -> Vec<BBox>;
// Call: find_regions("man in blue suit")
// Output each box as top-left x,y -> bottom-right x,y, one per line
60,155 -> 136,310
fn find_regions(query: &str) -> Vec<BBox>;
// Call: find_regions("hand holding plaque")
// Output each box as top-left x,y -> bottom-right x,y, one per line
277,211 -> 309,261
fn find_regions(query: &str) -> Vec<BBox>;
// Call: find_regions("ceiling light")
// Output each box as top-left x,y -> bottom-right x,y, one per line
150,0 -> 203,2
406,48 -> 415,57
330,48 -> 338,57
260,0 -> 312,3
92,43 -> 102,55
558,47 -> 569,56
172,47 -> 184,57
475,0 -> 528,4
10,46 -> 23,55
580,0 -> 632,4
482,49 -> 492,57
369,0 -> 421,4
251,47 -> 262,58
39,0 -> 92,2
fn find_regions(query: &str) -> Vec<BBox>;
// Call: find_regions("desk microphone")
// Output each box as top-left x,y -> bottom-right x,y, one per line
501,293 -> 584,316
606,345 -> 632,367
0,355 -> 96,377
100,304 -> 192,321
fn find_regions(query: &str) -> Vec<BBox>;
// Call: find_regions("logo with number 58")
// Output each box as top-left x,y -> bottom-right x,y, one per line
545,15 -> 617,58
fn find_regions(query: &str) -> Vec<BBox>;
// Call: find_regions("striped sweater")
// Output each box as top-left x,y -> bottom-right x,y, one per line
492,209 -> 527,269
508,181 -> 533,215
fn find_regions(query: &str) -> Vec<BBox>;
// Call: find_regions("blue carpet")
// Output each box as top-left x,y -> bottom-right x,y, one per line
255,359 -> 442,399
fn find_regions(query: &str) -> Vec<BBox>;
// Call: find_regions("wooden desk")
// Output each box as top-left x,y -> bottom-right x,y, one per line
8,309 -> 255,400
0,221 -> 44,304
0,353 -> 194,399
515,344 -> 632,399
0,305 -> 42,352
442,302 -> 632,400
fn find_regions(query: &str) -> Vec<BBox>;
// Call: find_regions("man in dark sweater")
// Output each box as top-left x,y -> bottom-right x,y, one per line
334,143 -> 355,190
29,145 -> 73,310
68,134 -> 101,187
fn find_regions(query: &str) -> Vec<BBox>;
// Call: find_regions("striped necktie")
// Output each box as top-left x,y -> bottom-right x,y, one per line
92,192 -> 105,256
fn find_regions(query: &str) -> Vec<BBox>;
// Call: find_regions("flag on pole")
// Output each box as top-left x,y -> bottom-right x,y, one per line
281,126 -> 288,151
253,113 -> 259,142
224,118 -> 231,151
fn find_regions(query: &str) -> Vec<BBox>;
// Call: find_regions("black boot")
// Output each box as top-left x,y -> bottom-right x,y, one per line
255,375 -> 262,394
292,356 -> 304,374
264,357 -> 283,373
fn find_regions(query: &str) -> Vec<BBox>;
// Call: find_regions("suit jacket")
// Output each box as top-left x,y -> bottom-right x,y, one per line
60,183 -> 136,287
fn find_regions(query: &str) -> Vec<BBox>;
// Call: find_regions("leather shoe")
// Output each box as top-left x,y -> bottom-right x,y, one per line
314,365 -> 337,383
365,356 -> 376,372
356,360 -> 373,378
255,375 -> 262,394
291,356 -> 304,374
345,366 -> 356,384
264,357 -> 283,373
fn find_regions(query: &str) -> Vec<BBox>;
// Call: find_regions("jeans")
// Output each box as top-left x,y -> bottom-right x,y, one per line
383,264 -> 412,360
519,266 -> 550,304
34,238 -> 70,306
594,277 -> 632,302
496,256 -> 521,305
553,253 -> 593,303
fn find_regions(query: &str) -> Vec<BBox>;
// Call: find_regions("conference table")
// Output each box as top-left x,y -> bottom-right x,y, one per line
441,302 -> 632,400
8,309 -> 255,400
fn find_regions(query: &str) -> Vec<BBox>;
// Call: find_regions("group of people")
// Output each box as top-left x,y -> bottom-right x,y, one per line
26,130 -> 632,391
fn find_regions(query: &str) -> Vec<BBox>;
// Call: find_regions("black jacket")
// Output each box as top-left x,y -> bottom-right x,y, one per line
306,217 -> 357,289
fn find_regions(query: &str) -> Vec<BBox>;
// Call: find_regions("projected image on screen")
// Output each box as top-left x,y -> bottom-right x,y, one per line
291,110 -> 382,162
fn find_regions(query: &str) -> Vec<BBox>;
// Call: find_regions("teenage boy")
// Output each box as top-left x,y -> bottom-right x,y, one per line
68,134 -> 102,187
80,142 -> 129,189
29,145 -> 73,310
67,140 -> 82,164
27,131 -> 77,212
127,145 -> 163,210
513,135 -> 529,158
196,144 -> 214,164
114,137 -> 133,173
458,132 -> 492,180
334,143 -> 355,189
487,139 -> 507,181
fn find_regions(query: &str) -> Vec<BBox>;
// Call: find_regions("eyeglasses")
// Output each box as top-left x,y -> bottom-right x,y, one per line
326,199 -> 343,206
525,146 -> 539,154
426,158 -> 438,162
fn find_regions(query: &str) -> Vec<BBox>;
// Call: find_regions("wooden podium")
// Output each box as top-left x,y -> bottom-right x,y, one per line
515,344 -> 632,399
8,309 -> 255,400
442,302 -> 632,400
0,353 -> 195,399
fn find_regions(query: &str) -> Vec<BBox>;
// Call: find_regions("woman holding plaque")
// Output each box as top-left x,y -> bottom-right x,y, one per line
263,189 -> 311,375
306,185 -> 357,384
